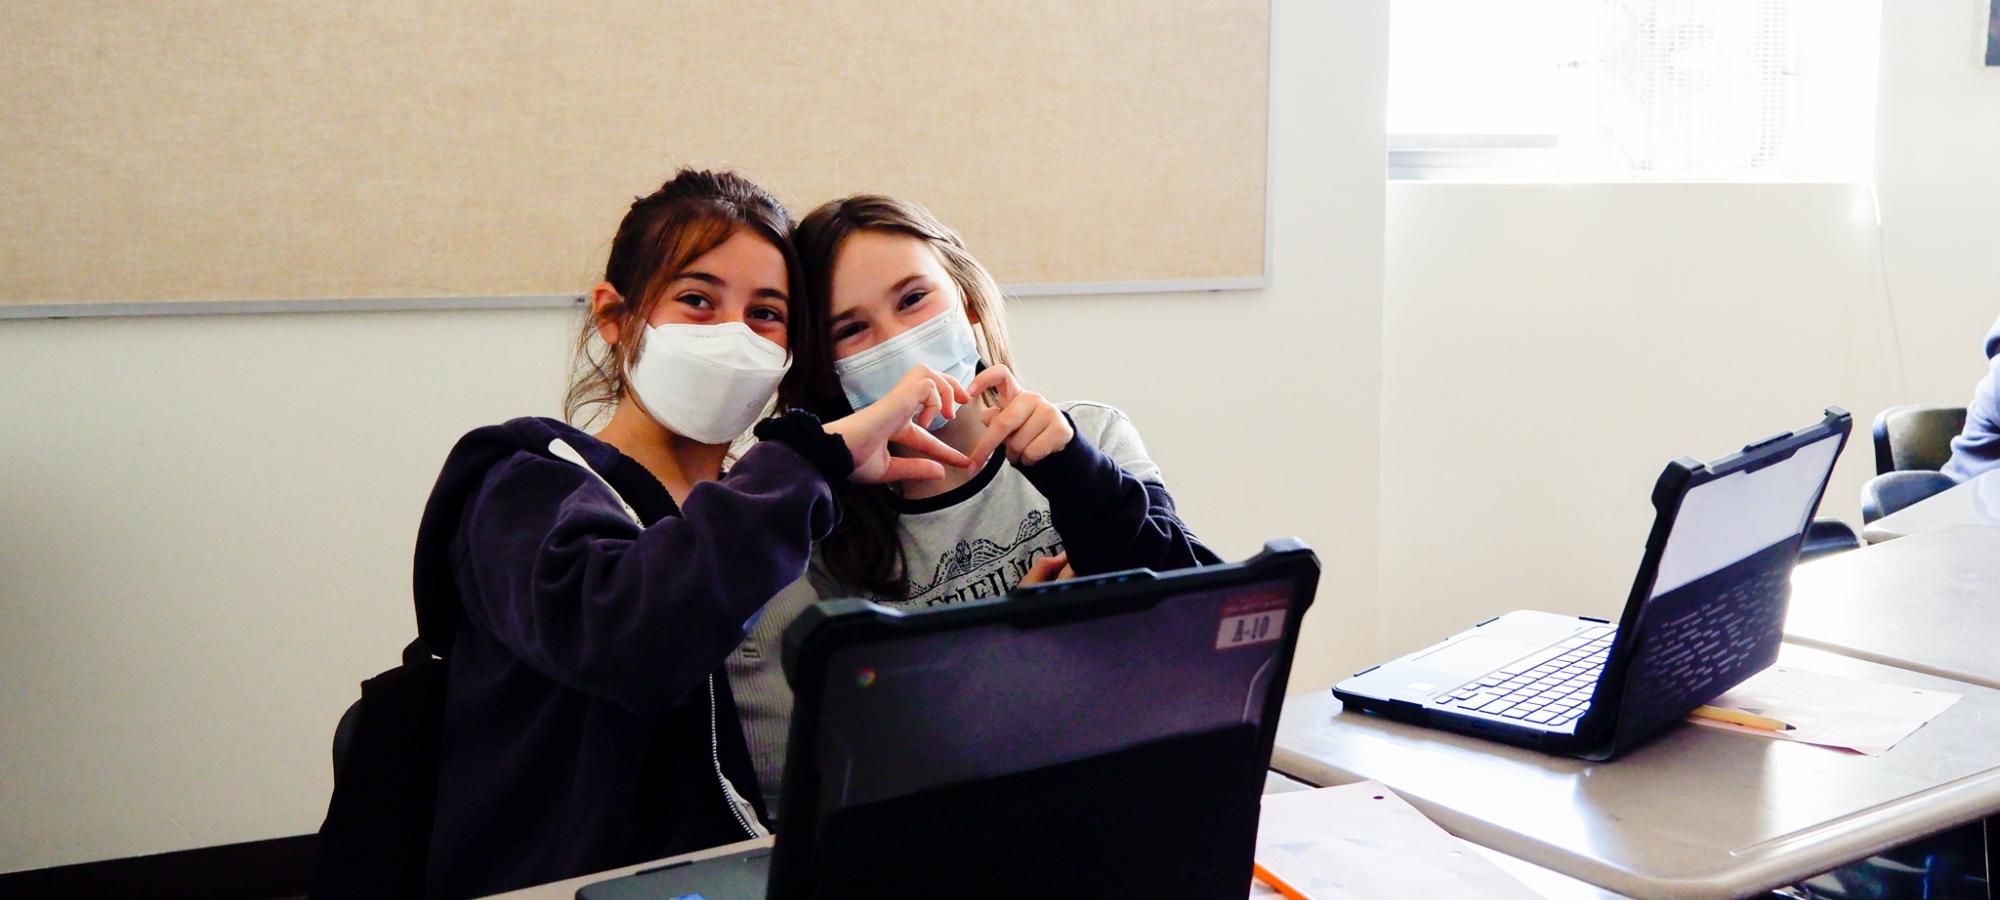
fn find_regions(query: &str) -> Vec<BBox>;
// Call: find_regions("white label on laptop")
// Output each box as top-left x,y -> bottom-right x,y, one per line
1216,592 -> 1289,649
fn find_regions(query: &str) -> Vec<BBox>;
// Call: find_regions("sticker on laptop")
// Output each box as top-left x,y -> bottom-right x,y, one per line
1216,591 -> 1289,650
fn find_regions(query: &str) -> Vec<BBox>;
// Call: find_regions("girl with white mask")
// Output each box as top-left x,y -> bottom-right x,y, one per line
408,171 -> 973,898
725,195 -> 1223,814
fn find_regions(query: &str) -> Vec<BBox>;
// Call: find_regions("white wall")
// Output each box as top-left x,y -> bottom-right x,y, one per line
1372,0 -> 2000,663
1378,182 -> 1891,657
1875,0 -> 2000,404
0,310 -> 574,871
0,0 -> 1387,872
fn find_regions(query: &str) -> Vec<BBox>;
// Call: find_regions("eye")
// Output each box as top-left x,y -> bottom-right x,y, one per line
675,292 -> 713,310
897,290 -> 929,311
749,305 -> 787,324
834,322 -> 867,342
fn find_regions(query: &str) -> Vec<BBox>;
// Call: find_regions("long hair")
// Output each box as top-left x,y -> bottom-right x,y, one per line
564,169 -> 815,426
793,195 -> 1018,600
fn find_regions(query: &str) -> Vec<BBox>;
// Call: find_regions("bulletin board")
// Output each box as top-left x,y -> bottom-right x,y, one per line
0,1 -> 1270,315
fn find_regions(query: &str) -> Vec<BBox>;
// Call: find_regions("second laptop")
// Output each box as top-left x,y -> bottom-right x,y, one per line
1335,407 -> 1851,760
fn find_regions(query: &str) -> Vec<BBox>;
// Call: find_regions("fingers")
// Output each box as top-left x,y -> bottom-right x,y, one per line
874,456 -> 948,483
1004,404 -> 1050,463
965,364 -> 1020,403
894,365 -> 965,428
921,368 -> 961,426
1017,405 -> 1075,466
912,377 -> 945,429
942,369 -> 971,405
1003,403 -> 1069,465
968,394 -> 1038,467
1017,553 -> 1070,587
887,421 -> 973,469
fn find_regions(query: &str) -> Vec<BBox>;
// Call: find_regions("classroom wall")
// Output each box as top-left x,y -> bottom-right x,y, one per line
1874,0 -> 2000,404
1373,1 -> 2000,662
1377,182 -> 1891,657
0,0 -> 1387,872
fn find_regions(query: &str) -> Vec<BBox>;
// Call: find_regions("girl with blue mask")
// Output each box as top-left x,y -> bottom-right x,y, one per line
725,194 -> 1223,815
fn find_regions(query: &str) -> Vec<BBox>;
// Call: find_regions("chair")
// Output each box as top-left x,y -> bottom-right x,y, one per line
1799,519 -> 1861,562
1859,405 -> 1969,523
312,639 -> 444,900
1871,405 -> 1967,475
1861,470 -> 1959,524
331,696 -> 362,786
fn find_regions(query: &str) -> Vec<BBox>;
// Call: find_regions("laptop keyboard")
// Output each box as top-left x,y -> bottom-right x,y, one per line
1431,626 -> 1616,727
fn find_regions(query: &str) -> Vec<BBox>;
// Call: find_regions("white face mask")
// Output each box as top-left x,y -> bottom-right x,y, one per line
626,322 -> 790,444
832,304 -> 981,428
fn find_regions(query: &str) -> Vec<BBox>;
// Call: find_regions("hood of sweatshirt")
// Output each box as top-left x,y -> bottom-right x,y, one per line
411,416 -> 670,656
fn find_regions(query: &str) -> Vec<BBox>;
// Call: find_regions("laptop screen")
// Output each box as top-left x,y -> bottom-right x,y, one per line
1602,424 -> 1845,753
783,574 -> 1305,897
1650,431 -> 1844,597
807,577 -> 1295,810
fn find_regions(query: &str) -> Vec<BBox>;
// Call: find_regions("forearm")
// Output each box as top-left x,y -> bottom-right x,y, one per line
465,440 -> 843,713
1017,422 -> 1221,576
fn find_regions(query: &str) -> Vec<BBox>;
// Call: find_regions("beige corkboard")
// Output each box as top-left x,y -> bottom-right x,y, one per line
0,1 -> 1268,310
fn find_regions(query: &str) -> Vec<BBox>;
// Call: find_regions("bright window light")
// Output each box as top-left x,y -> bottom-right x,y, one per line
1388,0 -> 1881,181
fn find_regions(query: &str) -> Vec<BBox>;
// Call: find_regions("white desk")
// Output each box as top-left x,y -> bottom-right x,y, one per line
1787,524 -> 2000,691
488,770 -> 1625,899
486,837 -> 773,899
1862,469 -> 2000,543
1271,644 -> 2000,900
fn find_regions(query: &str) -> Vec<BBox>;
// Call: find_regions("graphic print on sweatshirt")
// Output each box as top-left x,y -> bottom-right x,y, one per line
904,508 -> 1065,607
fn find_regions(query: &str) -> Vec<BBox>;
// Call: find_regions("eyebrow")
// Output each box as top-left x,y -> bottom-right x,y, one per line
671,270 -> 788,303
671,271 -> 725,288
883,274 -> 925,298
831,274 -> 928,324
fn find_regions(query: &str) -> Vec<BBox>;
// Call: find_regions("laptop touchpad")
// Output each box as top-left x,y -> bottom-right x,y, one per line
1412,635 -> 1536,677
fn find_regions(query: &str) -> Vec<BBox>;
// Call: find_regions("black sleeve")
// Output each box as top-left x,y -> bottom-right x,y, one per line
753,410 -> 854,484
1015,412 -> 1223,576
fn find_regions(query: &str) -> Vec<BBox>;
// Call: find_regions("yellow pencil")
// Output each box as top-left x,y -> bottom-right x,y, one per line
1691,704 -> 1794,732
1253,860 -> 1315,900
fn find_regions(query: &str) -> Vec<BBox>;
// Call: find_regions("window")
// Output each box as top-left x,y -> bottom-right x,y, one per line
1388,0 -> 1881,181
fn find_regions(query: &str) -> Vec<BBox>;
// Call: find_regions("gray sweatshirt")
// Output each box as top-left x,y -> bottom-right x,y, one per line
725,401 -> 1216,813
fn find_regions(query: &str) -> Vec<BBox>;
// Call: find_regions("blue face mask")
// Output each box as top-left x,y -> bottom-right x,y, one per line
832,305 -> 981,430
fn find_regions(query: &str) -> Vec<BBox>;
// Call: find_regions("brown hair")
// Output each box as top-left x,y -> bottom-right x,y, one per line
793,194 -> 1018,600
564,169 -> 816,426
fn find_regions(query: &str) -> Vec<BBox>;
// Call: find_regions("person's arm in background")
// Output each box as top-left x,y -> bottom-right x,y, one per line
1942,315 -> 2000,483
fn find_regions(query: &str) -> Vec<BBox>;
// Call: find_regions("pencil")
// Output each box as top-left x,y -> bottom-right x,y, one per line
1253,860 -> 1314,900
1691,704 -> 1794,732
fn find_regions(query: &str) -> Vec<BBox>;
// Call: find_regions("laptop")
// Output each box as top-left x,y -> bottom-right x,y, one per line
1335,408 -> 1851,760
577,539 -> 1321,899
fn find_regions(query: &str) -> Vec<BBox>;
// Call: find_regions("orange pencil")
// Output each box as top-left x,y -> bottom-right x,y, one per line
1252,860 -> 1314,900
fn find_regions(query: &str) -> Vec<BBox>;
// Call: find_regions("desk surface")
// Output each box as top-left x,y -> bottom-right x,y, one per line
487,771 -> 1625,899
1272,643 -> 2000,900
1862,469 -> 2000,543
1787,524 -> 2000,690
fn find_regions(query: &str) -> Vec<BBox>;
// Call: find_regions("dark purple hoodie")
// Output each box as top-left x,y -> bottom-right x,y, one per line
411,414 -> 848,898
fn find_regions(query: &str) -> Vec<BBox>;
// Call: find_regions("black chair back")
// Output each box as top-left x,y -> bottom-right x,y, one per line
1871,405 -> 1968,474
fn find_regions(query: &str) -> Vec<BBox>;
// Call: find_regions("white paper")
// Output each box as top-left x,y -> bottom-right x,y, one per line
1687,665 -> 1961,755
1250,780 -> 1545,900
